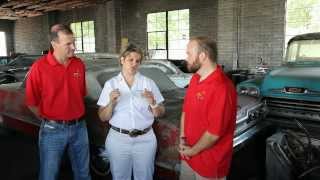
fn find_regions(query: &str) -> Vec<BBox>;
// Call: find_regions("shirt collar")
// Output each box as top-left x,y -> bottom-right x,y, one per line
195,65 -> 224,84
46,51 -> 74,66
116,71 -> 142,82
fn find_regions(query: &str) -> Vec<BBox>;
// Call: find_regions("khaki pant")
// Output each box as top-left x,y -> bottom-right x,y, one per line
180,161 -> 226,180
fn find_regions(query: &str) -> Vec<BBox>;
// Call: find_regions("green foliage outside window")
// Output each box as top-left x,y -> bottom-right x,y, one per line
70,21 -> 95,53
147,9 -> 189,59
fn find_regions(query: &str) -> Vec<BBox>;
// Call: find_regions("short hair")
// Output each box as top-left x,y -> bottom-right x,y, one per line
49,24 -> 73,42
120,44 -> 144,62
190,36 -> 218,63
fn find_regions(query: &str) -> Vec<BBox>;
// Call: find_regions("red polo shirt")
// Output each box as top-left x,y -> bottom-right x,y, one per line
182,65 -> 237,178
25,51 -> 87,121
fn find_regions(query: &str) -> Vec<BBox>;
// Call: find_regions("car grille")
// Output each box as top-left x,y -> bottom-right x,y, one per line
265,97 -> 320,122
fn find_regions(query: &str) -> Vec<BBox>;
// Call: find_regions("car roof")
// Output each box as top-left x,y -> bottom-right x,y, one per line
288,32 -> 320,45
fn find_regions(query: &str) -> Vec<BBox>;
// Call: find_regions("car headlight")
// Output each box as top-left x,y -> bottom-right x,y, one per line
238,87 -> 260,97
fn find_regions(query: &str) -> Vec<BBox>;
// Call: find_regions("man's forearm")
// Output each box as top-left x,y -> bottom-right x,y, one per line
180,112 -> 185,137
191,131 -> 219,155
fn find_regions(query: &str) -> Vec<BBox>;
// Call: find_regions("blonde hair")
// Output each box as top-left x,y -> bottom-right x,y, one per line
119,44 -> 144,62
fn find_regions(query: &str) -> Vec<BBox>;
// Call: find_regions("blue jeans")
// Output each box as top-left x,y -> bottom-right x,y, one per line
38,120 -> 91,180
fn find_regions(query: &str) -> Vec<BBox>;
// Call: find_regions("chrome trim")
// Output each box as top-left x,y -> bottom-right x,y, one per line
233,123 -> 267,147
269,88 -> 320,95
236,102 -> 264,124
266,97 -> 320,121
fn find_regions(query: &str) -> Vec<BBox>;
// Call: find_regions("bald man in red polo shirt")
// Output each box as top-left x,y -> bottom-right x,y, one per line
25,24 -> 91,180
179,37 -> 237,180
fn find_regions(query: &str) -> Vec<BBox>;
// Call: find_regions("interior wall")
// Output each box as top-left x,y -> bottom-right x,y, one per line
14,15 -> 50,54
217,0 -> 285,70
8,0 -> 286,70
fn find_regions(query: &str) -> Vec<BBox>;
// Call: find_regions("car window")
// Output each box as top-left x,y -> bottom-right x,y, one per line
139,67 -> 177,91
286,40 -> 320,63
0,57 -> 10,65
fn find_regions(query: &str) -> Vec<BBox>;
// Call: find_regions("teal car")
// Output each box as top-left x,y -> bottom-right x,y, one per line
238,32 -> 320,125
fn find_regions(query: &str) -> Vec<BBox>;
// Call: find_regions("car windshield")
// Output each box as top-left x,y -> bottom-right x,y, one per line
286,40 -> 320,64
96,67 -> 178,92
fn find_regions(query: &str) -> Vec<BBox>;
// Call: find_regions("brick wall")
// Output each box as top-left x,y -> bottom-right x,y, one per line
13,3 -> 121,54
217,0 -> 285,70
0,20 -> 14,55
57,3 -> 121,53
14,15 -> 50,54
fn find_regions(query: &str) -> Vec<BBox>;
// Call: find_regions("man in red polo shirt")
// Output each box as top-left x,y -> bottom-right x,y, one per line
25,24 -> 91,180
179,37 -> 237,180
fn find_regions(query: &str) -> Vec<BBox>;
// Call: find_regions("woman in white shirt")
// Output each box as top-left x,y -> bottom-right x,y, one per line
97,44 -> 165,180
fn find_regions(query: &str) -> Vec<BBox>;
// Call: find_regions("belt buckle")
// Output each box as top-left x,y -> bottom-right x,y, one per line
129,129 -> 140,137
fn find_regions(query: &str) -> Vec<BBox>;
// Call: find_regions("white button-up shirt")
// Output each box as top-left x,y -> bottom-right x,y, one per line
97,72 -> 164,130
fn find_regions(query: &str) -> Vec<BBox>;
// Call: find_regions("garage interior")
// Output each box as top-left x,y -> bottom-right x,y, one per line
1,0 -> 320,180
0,0 -> 285,70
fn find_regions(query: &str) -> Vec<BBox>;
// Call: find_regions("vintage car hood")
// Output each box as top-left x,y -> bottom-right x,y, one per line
261,66 -> 320,102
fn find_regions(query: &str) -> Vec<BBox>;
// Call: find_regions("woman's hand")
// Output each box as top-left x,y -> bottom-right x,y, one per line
98,89 -> 120,122
109,89 -> 120,106
142,88 -> 155,106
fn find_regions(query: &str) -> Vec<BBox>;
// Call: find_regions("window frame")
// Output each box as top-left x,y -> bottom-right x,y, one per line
70,21 -> 95,53
147,9 -> 189,60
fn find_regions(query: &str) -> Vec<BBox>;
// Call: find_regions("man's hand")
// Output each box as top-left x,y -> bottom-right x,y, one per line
179,137 -> 198,159
179,144 -> 197,159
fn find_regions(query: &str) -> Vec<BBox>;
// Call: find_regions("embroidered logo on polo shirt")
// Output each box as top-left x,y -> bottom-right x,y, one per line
196,91 -> 205,100
73,70 -> 81,78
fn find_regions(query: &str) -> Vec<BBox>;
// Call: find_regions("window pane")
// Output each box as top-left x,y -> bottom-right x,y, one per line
168,10 -> 179,21
147,12 -> 166,32
152,50 -> 167,59
147,13 -> 157,32
169,49 -> 186,59
168,9 -> 189,59
148,33 -> 157,49
147,9 -> 189,60
0,32 -> 7,56
148,32 -> 166,50
156,12 -> 166,31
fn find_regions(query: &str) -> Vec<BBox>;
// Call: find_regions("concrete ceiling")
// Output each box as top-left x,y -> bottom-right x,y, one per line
0,0 -> 108,20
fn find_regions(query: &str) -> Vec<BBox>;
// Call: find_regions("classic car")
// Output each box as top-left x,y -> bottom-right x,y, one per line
0,54 -> 41,84
237,32 -> 320,180
0,59 -> 265,179
142,60 -> 192,88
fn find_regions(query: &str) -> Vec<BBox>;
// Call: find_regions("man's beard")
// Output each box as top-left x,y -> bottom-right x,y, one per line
187,57 -> 201,73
